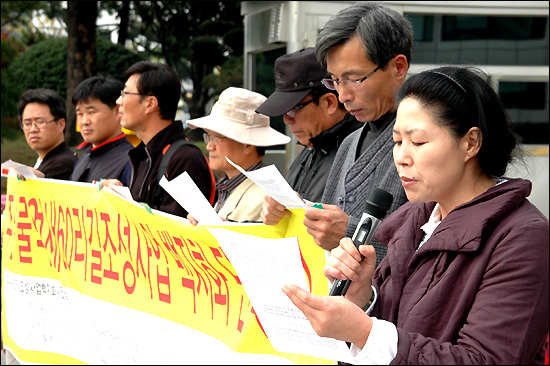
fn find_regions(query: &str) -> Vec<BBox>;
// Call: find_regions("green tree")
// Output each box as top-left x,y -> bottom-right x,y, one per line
1,1 -> 65,139
103,1 -> 244,119
1,37 -> 25,139
4,37 -> 143,142
1,1 -> 65,46
2,1 -> 98,146
7,37 -> 143,99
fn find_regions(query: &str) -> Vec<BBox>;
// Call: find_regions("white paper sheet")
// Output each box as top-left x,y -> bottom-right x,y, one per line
1,160 -> 38,179
209,228 -> 354,363
159,172 -> 222,224
226,158 -> 306,209
103,185 -> 134,201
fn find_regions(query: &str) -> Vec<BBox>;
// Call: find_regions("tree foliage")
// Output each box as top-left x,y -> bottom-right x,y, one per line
5,36 -> 143,107
103,1 -> 244,119
1,1 -> 66,46
2,1 -> 244,140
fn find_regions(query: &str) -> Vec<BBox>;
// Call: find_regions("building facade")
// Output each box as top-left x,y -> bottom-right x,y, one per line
242,1 -> 549,217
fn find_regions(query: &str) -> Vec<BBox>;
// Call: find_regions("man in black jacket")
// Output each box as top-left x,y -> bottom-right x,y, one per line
71,76 -> 134,185
18,89 -> 78,180
256,47 -> 361,202
101,61 -> 215,217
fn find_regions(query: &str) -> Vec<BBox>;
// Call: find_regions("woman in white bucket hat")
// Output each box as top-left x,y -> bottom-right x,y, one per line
187,87 -> 290,223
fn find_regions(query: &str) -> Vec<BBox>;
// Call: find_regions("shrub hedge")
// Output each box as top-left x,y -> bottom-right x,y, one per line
6,36 -> 144,102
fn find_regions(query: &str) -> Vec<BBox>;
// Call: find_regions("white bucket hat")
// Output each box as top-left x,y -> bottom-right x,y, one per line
187,87 -> 291,147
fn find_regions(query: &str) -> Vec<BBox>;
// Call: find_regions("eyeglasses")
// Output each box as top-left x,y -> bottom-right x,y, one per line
120,90 -> 144,98
286,96 -> 319,118
203,133 -> 226,146
20,118 -> 58,130
321,66 -> 380,90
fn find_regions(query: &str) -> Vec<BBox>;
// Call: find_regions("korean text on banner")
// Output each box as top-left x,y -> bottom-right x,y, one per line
1,176 -> 331,365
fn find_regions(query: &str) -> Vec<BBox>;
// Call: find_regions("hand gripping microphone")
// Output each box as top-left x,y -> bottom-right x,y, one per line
329,188 -> 394,296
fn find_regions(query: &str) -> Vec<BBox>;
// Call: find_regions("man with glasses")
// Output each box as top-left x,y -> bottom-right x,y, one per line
186,87 -> 290,223
17,88 -> 77,179
260,2 -> 411,267
256,47 -> 361,202
101,61 -> 215,217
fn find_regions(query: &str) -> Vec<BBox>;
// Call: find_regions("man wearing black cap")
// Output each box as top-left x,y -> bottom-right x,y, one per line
260,2 -> 411,269
256,47 -> 361,202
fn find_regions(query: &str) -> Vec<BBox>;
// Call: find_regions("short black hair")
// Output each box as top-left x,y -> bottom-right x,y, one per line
72,75 -> 124,108
124,61 -> 181,121
18,88 -> 67,122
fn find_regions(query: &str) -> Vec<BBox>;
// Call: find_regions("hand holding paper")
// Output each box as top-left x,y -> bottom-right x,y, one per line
226,157 -> 306,209
159,172 -> 222,224
1,160 -> 38,179
210,228 -> 355,362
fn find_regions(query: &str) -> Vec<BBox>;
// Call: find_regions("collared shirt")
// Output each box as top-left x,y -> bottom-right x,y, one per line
214,161 -> 264,213
34,142 -> 78,180
418,203 -> 443,250
33,158 -> 42,169
71,133 -> 133,185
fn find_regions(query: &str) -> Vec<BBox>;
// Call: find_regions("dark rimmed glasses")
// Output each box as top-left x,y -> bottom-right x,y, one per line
120,90 -> 145,98
321,65 -> 380,91
286,96 -> 320,118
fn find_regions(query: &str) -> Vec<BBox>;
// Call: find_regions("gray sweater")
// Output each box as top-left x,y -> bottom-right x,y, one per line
322,113 -> 408,267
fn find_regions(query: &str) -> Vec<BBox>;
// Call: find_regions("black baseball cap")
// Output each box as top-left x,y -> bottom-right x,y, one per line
255,47 -> 329,117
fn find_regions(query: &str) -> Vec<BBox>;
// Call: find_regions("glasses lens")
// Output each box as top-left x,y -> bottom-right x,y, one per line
22,120 -> 47,129
203,134 -> 219,145
322,79 -> 337,90
341,80 -> 359,90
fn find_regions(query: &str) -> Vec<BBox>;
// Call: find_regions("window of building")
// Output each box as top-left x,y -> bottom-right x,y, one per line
406,14 -> 549,66
500,81 -> 549,145
441,16 -> 546,41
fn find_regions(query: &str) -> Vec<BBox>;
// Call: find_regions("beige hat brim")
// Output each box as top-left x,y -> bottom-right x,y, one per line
187,115 -> 290,147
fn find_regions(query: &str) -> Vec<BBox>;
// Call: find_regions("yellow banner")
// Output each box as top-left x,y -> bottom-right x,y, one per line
1,176 -> 332,364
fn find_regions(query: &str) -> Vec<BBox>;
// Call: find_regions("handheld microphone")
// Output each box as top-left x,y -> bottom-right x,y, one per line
329,188 -> 393,296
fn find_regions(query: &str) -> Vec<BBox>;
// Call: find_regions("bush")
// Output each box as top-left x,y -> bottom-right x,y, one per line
6,37 -> 144,101
1,38 -> 27,121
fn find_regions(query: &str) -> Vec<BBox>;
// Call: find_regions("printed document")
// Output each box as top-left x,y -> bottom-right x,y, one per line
160,173 -> 223,224
226,158 -> 306,209
209,228 -> 354,362
1,160 -> 37,179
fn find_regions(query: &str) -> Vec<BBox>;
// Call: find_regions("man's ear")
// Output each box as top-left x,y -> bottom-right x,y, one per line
144,95 -> 159,115
112,105 -> 122,122
323,93 -> 339,115
393,54 -> 409,81
57,118 -> 66,130
243,144 -> 254,155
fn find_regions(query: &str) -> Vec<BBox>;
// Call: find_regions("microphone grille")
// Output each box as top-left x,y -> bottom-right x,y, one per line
364,188 -> 394,219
